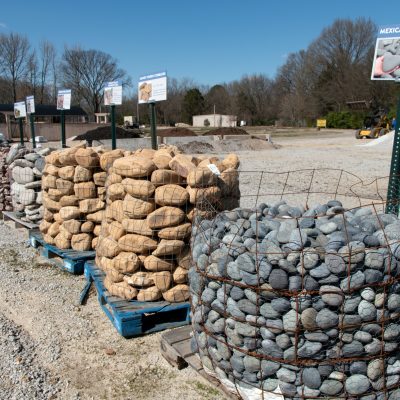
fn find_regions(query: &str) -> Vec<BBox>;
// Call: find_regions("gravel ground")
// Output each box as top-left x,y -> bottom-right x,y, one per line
0,129 -> 393,399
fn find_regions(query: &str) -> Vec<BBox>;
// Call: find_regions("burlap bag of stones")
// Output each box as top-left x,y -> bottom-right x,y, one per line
8,144 -> 51,224
96,147 -> 241,303
39,145 -> 124,252
189,199 -> 400,399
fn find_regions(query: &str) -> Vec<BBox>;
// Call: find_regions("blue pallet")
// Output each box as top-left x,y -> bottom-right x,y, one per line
84,260 -> 191,338
29,230 -> 95,275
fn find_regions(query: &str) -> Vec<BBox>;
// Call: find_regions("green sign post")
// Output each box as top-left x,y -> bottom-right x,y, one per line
61,109 -> 66,148
26,96 -> 36,148
149,102 -> 157,150
18,118 -> 24,146
57,89 -> 71,148
30,113 -> 36,149
111,104 -> 116,150
104,81 -> 122,150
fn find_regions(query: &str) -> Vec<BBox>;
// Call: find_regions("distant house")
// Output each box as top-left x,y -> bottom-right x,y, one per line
192,114 -> 237,128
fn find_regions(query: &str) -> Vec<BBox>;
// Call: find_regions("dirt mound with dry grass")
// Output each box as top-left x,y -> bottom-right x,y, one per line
74,126 -> 142,141
157,127 -> 197,137
204,127 -> 248,136
177,141 -> 215,154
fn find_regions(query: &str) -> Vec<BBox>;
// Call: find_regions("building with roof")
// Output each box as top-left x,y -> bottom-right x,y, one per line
192,114 -> 237,128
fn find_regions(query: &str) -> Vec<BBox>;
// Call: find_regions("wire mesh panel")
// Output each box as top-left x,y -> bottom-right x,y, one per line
39,145 -> 124,251
189,169 -> 400,400
95,147 -> 241,303
0,146 -> 12,212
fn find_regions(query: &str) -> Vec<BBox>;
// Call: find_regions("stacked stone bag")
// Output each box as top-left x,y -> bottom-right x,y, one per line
95,147 -> 241,303
0,147 -> 11,212
39,145 -> 124,251
189,200 -> 400,399
9,146 -> 50,223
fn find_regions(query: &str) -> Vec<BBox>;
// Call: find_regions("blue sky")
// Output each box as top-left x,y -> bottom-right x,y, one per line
0,0 -> 397,88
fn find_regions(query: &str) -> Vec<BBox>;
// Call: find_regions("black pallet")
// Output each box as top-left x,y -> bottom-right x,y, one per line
84,260 -> 191,338
29,230 -> 95,274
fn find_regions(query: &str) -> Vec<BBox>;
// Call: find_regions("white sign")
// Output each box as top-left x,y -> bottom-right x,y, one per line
57,89 -> 71,110
26,95 -> 35,114
138,71 -> 167,104
14,101 -> 26,118
104,81 -> 122,105
371,24 -> 400,80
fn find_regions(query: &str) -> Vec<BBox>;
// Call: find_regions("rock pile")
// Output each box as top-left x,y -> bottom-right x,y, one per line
190,200 -> 400,399
39,145 -> 115,251
96,148 -> 240,303
8,144 -> 50,223
0,147 -> 11,212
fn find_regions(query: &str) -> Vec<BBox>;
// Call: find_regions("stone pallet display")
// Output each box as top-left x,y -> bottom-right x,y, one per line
9,144 -> 50,224
96,147 -> 240,303
0,147 -> 11,212
38,145 -> 123,251
189,199 -> 400,399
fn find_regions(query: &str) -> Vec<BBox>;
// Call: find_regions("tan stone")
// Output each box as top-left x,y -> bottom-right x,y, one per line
173,267 -> 188,284
187,167 -> 217,188
187,186 -> 221,205
118,234 -> 158,254
45,150 -> 63,167
43,196 -> 61,212
43,234 -> 55,245
93,225 -> 102,236
177,247 -> 191,269
153,239 -> 186,257
81,221 -> 94,233
42,175 -> 57,189
114,252 -> 139,274
62,219 -> 81,235
73,165 -> 93,183
144,255 -> 175,272
106,173 -> 123,185
106,200 -> 124,222
43,208 -> 53,222
47,221 -> 61,237
96,237 -> 121,258
113,156 -> 156,178
43,164 -> 60,176
58,166 -> 75,180
137,286 -> 162,301
100,149 -> 124,171
98,256 -> 114,271
122,218 -> 153,236
58,145 -> 83,166
56,178 -> 75,195
123,194 -> 155,218
169,154 -> 196,178
79,198 -> 105,214
47,188 -> 63,201
75,148 -> 99,167
153,153 -> 172,169
155,184 -> 189,207
59,206 -> 81,221
53,213 -> 62,223
222,153 -> 240,169
70,233 -> 92,251
162,284 -> 190,302
59,195 -> 79,207
219,167 -> 239,196
93,171 -> 107,186
158,223 -> 191,240
108,221 -> 125,241
92,237 -> 99,249
54,232 -> 71,249
121,178 -> 155,199
59,225 -> 73,240
104,264 -> 124,283
108,183 -> 125,201
74,181 -> 96,199
138,255 -> 146,267
87,210 -> 105,223
104,277 -> 138,300
151,169 -> 183,185
187,208 -> 214,222
147,206 -> 186,229
197,157 -> 220,168
134,148 -> 156,159
97,186 -> 106,201
39,220 -> 51,234
125,271 -> 154,287
153,271 -> 172,292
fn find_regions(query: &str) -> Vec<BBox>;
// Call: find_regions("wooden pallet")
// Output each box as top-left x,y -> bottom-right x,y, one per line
84,260 -> 191,338
160,326 -> 239,399
3,211 -> 39,230
29,230 -> 95,274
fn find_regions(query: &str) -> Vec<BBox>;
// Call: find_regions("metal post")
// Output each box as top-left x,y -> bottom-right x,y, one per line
30,113 -> 36,149
111,104 -> 116,150
61,110 -> 66,148
386,94 -> 400,214
18,118 -> 24,146
149,102 -> 157,150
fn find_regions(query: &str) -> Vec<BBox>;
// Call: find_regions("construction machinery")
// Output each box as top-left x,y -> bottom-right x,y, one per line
347,100 -> 391,139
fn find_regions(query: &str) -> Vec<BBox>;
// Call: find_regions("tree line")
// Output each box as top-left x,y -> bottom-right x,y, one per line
0,17 -> 398,128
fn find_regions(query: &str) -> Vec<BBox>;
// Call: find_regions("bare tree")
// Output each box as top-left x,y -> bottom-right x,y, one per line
0,32 -> 31,102
38,40 -> 56,103
61,46 -> 130,113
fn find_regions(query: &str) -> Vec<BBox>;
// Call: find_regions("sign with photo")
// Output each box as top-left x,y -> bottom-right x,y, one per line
14,101 -> 27,118
57,89 -> 72,110
26,95 -> 35,114
371,25 -> 400,80
138,71 -> 167,104
104,81 -> 123,106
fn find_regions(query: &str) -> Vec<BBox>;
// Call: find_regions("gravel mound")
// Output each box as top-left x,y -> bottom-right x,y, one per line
177,141 -> 215,154
204,127 -> 248,136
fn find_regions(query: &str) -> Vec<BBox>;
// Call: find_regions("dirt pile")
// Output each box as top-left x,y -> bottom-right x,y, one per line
157,128 -> 197,137
74,126 -> 142,141
204,127 -> 248,136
